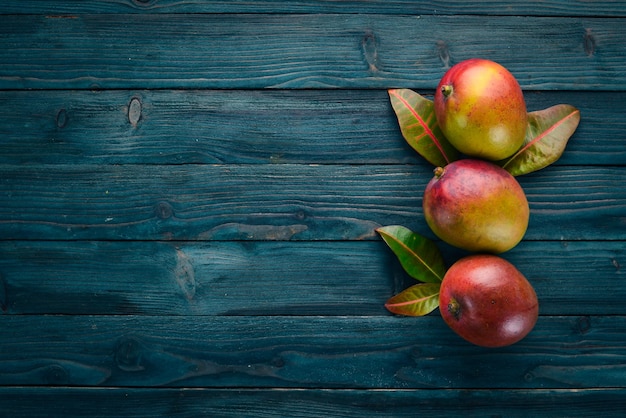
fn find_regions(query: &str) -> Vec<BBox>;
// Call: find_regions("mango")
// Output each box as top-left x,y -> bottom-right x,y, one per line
434,59 -> 527,161
422,159 -> 529,253
439,254 -> 539,347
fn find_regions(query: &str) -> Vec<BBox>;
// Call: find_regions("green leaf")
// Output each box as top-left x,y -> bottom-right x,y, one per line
385,282 -> 441,316
388,88 -> 459,167
376,225 -> 447,283
500,104 -> 581,176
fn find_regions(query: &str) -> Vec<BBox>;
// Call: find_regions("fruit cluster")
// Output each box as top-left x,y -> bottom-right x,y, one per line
378,58 -> 580,347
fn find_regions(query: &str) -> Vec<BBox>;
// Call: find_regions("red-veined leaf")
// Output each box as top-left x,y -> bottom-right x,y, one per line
388,88 -> 459,167
500,104 -> 581,176
377,225 -> 446,283
385,282 -> 441,316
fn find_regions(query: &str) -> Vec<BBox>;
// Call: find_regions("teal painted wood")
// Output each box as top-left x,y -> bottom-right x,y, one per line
1,315 -> 624,388
0,89 -> 622,165
0,240 -> 395,316
0,14 -> 622,89
1,3 -> 625,415
0,240 -> 623,316
0,164 -> 624,241
1,387 -> 626,418
2,0 -> 626,16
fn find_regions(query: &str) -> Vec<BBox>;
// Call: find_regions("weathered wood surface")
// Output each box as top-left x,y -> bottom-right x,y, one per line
0,240 -> 623,316
1,388 -> 625,418
2,0 -> 626,16
1,164 -> 624,241
0,90 -> 624,165
0,14 -> 622,89
1,1 -> 625,416
2,315 -> 624,388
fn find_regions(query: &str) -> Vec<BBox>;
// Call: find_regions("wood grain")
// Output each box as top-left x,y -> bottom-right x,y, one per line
0,14 -> 623,89
1,387 -> 625,417
0,90 -> 621,165
0,240 -> 623,316
1,0 -> 625,16
0,240 -> 396,316
1,315 -> 625,388
0,164 -> 623,241
1,2 -> 625,414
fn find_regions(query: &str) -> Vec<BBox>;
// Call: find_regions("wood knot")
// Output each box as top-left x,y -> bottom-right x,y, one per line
175,249 -> 196,301
154,201 -> 173,219
294,210 -> 307,221
612,258 -> 620,271
576,316 -> 591,334
115,337 -> 145,372
128,97 -> 142,127
436,40 -> 451,68
362,30 -> 380,72
583,28 -> 596,56
56,109 -> 68,128
44,364 -> 70,384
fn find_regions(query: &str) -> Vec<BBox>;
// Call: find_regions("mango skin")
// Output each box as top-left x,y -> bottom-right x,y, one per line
422,159 -> 529,253
439,254 -> 539,348
434,58 -> 527,161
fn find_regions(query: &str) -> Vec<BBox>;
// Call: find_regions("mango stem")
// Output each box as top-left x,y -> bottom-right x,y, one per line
441,84 -> 453,98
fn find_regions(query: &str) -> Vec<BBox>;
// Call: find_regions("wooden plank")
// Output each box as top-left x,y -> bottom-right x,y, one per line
0,14 -> 623,89
1,387 -> 625,417
0,164 -> 624,241
1,0 -> 625,17
0,240 -> 395,316
0,240 -> 623,316
0,89 -> 621,166
1,315 -> 625,388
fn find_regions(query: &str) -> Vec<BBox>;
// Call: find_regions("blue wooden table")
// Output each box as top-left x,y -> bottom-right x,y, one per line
1,1 -> 625,416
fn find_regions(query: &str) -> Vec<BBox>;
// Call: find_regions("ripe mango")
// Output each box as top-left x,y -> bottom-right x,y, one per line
439,254 -> 538,347
434,59 -> 527,161
422,159 -> 529,253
